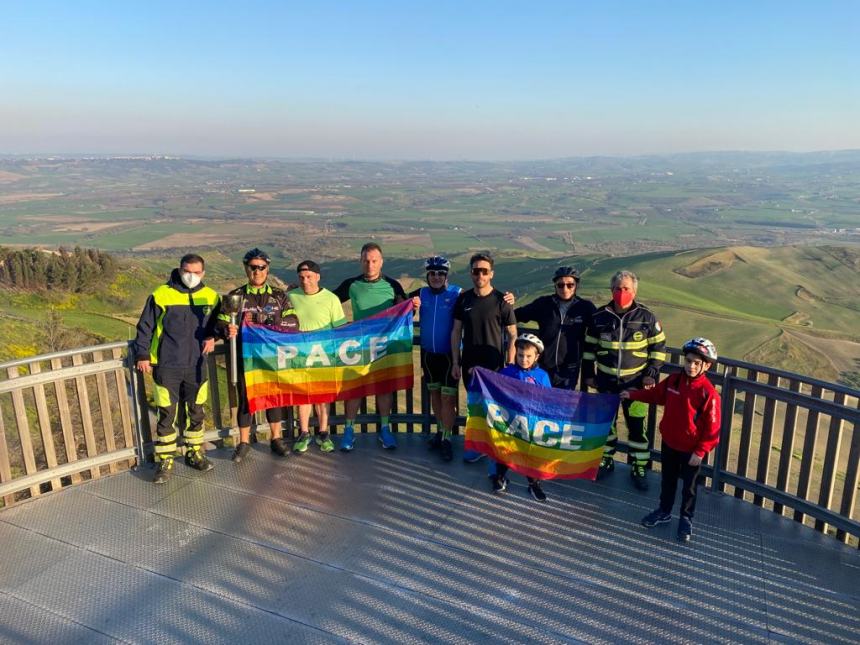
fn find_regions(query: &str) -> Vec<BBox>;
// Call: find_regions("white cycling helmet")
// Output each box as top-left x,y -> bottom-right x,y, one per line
682,337 -> 718,362
515,333 -> 545,354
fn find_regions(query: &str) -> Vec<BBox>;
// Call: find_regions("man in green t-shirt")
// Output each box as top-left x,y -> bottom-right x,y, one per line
333,242 -> 407,451
289,260 -> 348,453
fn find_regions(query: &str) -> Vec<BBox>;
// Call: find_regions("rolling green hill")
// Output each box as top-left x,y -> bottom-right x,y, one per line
488,245 -> 860,382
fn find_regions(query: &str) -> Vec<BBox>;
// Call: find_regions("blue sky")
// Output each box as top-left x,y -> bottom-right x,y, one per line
1,1 -> 858,159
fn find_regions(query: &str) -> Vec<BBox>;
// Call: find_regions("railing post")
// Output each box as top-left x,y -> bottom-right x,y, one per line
816,391 -> 847,533
420,376 -> 431,434
794,385 -> 823,524
774,378 -> 802,516
127,345 -> 148,468
711,369 -> 734,492
836,396 -> 860,544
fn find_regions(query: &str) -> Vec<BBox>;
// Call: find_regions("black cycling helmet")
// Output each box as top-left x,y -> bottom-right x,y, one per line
424,255 -> 451,272
243,248 -> 271,266
553,266 -> 580,283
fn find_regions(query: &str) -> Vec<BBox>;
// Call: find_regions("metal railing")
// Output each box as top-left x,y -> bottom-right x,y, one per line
1,340 -> 858,546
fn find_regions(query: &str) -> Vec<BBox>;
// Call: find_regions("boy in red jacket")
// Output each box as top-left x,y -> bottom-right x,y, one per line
620,338 -> 721,542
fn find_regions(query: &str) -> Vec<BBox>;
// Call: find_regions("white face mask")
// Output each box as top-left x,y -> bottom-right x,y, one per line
180,271 -> 202,289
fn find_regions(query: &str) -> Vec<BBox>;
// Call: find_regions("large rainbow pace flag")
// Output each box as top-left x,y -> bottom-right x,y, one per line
465,367 -> 619,480
242,300 -> 414,413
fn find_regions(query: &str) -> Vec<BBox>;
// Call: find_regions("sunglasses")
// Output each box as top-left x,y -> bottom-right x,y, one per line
427,270 -> 448,277
247,264 -> 268,272
471,268 -> 490,276
555,282 -> 576,289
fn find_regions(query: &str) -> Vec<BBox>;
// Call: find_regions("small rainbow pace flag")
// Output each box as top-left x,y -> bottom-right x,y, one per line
464,367 -> 618,480
242,300 -> 414,413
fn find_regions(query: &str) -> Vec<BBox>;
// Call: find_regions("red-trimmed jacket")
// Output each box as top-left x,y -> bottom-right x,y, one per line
627,371 -> 721,457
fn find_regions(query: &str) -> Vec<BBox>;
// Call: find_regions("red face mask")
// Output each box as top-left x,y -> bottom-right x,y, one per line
612,290 -> 634,309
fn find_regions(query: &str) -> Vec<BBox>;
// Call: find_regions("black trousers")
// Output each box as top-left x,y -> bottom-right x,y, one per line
659,443 -> 701,520
152,366 -> 208,461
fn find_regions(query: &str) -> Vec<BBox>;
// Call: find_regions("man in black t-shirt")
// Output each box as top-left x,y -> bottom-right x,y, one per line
451,252 -> 517,463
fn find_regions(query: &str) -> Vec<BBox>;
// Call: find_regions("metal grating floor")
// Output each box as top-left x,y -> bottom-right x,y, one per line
1,433 -> 858,644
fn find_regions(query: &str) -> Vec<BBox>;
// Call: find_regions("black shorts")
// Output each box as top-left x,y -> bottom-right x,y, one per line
421,350 -> 458,391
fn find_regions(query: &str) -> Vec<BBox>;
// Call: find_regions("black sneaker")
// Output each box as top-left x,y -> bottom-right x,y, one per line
641,508 -> 672,528
528,480 -> 547,502
232,442 -> 251,463
491,476 -> 508,494
440,438 -> 453,462
153,459 -> 173,485
427,431 -> 442,450
631,464 -> 649,491
677,516 -> 693,542
595,456 -> 615,480
270,437 -> 288,457
185,450 -> 213,472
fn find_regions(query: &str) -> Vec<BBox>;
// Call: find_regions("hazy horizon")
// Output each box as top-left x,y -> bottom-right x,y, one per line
3,1 -> 858,160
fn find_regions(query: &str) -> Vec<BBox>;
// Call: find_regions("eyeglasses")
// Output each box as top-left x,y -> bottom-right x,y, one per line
471,268 -> 490,276
555,282 -> 576,289
247,264 -> 268,272
427,270 -> 447,277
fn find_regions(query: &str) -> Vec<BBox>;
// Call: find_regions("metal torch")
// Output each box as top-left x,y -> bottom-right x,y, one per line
223,294 -> 244,384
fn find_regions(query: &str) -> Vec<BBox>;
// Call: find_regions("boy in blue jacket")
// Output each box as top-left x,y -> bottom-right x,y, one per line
494,333 -> 552,501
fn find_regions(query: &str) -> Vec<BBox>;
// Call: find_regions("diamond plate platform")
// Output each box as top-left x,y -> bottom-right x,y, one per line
1,433 -> 858,644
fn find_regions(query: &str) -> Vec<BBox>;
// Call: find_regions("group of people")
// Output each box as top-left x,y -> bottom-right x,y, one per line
134,243 -> 722,542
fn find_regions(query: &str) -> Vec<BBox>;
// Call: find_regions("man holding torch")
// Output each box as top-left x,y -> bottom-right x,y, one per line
220,248 -> 300,462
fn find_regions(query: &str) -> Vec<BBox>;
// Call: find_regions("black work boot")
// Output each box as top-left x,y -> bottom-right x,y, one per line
630,464 -> 649,491
185,449 -> 214,473
153,458 -> 174,485
596,456 -> 615,480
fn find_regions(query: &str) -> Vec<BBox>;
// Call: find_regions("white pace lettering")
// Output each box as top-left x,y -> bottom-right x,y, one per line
559,423 -> 586,450
338,340 -> 362,365
486,402 -> 509,427
508,414 -> 531,442
369,336 -> 388,361
305,343 -> 331,367
532,419 -> 561,448
277,346 -> 299,369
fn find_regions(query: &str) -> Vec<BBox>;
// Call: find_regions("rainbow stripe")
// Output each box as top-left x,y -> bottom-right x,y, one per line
464,367 -> 618,480
243,300 -> 414,412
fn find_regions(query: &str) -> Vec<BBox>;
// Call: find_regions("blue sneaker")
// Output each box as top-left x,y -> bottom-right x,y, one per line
378,425 -> 397,449
463,449 -> 485,463
340,425 -> 355,452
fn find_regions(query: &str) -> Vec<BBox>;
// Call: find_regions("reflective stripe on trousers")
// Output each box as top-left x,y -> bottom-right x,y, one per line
152,366 -> 209,461
603,399 -> 650,466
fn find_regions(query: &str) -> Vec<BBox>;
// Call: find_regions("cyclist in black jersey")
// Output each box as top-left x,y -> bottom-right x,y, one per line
220,248 -> 299,463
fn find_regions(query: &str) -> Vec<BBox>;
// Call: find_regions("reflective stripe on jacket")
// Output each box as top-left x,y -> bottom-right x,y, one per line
582,300 -> 666,391
134,269 -> 221,367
